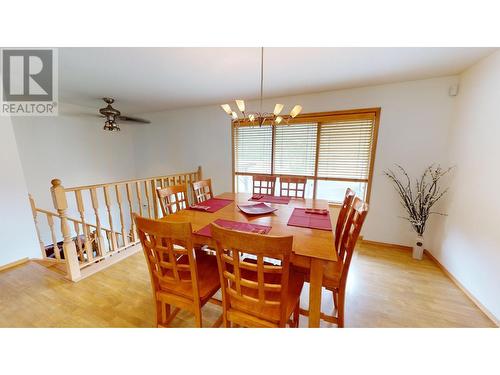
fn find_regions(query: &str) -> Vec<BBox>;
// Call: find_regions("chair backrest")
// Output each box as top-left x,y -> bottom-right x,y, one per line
335,188 -> 356,254
279,176 -> 307,198
252,175 -> 276,195
156,185 -> 189,216
210,223 -> 293,327
337,197 -> 368,291
133,214 -> 200,302
192,179 -> 213,204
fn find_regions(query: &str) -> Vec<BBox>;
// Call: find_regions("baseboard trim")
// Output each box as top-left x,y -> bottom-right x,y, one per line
0,257 -> 29,272
360,239 -> 499,327
424,250 -> 500,328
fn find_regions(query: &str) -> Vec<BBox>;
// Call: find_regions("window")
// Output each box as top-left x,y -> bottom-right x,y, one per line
232,109 -> 380,203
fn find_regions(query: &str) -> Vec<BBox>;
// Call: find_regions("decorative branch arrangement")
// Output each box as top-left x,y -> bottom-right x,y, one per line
384,165 -> 453,236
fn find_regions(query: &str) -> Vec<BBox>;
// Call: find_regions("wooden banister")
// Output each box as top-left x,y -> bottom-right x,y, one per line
50,179 -> 81,281
30,168 -> 202,282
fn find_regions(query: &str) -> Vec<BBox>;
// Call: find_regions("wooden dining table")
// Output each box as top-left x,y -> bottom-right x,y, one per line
161,192 -> 338,328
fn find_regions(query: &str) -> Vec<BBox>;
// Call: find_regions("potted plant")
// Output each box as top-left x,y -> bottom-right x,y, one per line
384,165 -> 452,260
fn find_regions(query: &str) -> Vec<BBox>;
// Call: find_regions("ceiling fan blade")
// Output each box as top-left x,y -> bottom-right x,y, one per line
117,115 -> 151,124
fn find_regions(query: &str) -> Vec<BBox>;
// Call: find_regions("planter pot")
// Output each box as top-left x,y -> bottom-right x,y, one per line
413,235 -> 424,260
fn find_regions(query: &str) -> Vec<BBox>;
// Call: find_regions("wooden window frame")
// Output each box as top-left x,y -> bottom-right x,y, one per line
231,107 -> 381,203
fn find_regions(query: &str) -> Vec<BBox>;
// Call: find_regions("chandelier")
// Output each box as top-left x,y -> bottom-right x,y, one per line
221,47 -> 302,126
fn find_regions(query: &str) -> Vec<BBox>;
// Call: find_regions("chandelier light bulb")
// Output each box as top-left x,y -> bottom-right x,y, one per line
290,105 -> 302,118
235,100 -> 245,113
273,104 -> 284,116
221,104 -> 232,115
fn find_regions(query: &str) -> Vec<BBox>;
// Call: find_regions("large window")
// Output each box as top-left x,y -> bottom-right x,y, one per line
232,109 -> 380,203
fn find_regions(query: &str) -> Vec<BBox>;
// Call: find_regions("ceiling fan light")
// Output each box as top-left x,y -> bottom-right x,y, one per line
221,104 -> 232,115
103,120 -> 120,132
231,111 -> 239,120
275,116 -> 283,124
273,104 -> 284,116
290,105 -> 302,118
235,100 -> 245,112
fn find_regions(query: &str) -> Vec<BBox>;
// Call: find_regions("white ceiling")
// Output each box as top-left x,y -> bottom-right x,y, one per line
59,47 -> 497,114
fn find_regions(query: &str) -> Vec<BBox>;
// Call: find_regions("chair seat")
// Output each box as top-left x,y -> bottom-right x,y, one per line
292,260 -> 342,289
232,259 -> 304,324
158,252 -> 220,305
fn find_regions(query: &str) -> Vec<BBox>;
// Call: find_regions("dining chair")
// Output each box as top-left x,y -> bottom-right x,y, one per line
211,223 -> 304,328
133,214 -> 221,327
156,184 -> 189,216
252,175 -> 277,195
279,176 -> 307,198
317,197 -> 369,327
192,178 -> 213,204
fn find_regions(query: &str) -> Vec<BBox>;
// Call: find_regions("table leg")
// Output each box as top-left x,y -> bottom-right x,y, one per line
308,258 -> 324,328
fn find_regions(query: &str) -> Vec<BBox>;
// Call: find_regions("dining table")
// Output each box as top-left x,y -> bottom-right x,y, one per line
161,192 -> 339,328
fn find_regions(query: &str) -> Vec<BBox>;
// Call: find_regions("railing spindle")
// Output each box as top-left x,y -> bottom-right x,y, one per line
115,184 -> 128,247
75,190 -> 93,262
29,194 -> 46,258
46,212 -> 61,260
144,180 -> 152,218
90,187 -> 105,256
135,181 -> 143,216
126,183 -> 137,242
103,185 -> 118,251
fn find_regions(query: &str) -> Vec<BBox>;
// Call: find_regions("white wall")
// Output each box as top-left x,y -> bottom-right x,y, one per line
134,76 -> 458,247
11,102 -> 139,211
433,51 -> 500,322
0,116 -> 39,266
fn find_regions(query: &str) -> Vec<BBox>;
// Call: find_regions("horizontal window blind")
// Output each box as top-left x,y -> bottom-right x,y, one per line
317,118 -> 375,180
274,123 -> 317,176
234,125 -> 272,174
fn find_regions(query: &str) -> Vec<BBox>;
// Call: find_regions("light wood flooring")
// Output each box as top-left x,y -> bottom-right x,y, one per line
0,241 -> 495,328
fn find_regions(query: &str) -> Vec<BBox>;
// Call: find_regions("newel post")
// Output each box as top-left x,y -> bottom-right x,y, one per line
51,179 -> 81,281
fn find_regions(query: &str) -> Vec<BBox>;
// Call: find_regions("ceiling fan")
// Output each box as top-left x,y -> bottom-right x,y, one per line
99,97 -> 150,131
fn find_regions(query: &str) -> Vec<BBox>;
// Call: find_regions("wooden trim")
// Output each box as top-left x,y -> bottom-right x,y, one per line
0,257 -> 29,272
312,122 -> 321,199
231,108 -> 379,202
361,239 -> 500,327
364,108 -> 380,204
232,108 -> 380,127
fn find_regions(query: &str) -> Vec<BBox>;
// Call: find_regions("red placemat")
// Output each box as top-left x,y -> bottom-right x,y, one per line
249,194 -> 291,205
188,198 -> 233,213
287,208 -> 332,231
195,219 -> 272,238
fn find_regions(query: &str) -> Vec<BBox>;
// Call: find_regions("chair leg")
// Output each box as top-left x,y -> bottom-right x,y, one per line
194,308 -> 203,328
292,303 -> 300,328
155,301 -> 162,327
337,290 -> 345,328
332,289 -> 338,310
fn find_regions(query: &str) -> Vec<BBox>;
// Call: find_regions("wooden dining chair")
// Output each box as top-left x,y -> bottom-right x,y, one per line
192,178 -> 213,204
133,214 -> 221,327
252,175 -> 277,195
211,223 -> 304,328
316,197 -> 369,327
279,176 -> 307,198
156,184 -> 189,216
335,188 -> 356,254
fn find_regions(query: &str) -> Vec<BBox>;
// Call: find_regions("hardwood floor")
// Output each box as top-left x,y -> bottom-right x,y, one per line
0,242 -> 494,327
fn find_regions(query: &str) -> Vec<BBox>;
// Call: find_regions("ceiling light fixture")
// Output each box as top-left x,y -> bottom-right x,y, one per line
221,47 -> 302,126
